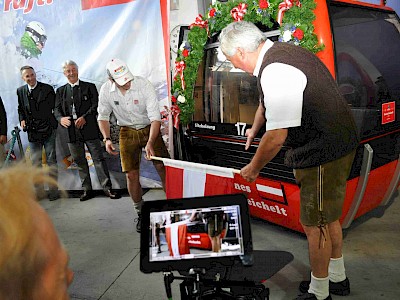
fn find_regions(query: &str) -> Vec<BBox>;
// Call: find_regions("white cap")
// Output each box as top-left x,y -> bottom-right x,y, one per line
106,58 -> 134,86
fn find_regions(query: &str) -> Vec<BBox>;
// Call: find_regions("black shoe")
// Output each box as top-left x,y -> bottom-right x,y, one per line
104,189 -> 121,199
294,292 -> 332,300
48,192 -> 60,201
135,215 -> 141,233
299,278 -> 350,296
158,248 -> 162,253
80,190 -> 95,202
36,188 -> 47,200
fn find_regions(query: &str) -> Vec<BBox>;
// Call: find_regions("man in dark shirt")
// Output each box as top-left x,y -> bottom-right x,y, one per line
17,66 -> 59,200
0,96 -> 7,167
54,60 -> 119,201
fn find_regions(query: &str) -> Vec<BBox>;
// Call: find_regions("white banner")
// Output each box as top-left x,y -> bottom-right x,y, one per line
0,0 -> 169,190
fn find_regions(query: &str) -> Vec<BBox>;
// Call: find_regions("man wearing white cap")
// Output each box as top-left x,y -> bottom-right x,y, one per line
98,58 -> 169,233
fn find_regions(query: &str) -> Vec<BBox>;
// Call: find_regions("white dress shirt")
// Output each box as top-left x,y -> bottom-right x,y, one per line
98,76 -> 161,129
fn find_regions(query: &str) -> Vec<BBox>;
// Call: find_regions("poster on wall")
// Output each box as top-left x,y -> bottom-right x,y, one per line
0,0 -> 169,190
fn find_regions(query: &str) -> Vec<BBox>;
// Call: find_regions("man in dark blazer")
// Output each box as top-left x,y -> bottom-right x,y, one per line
54,60 -> 119,201
0,96 -> 7,167
17,66 -> 59,200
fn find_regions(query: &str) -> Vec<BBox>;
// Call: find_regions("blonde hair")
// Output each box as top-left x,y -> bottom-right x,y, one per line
0,163 -> 58,299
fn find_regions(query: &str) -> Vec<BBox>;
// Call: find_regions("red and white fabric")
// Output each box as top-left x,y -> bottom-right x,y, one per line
162,158 -> 236,199
165,221 -> 189,257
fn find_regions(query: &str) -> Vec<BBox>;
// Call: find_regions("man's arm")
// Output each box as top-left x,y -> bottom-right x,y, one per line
75,83 -> 99,129
54,87 -> 64,122
144,120 -> 161,159
240,128 -> 288,182
47,85 -> 56,110
245,102 -> 266,150
54,87 -> 71,128
98,83 -> 117,155
16,88 -> 27,129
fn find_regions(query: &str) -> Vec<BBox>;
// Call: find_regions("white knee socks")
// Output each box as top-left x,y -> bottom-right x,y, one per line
329,255 -> 346,282
309,273 -> 329,300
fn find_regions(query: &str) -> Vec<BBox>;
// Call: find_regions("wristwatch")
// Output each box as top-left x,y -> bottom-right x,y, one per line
103,137 -> 111,143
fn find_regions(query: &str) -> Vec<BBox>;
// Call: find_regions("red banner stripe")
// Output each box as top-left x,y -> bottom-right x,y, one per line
165,165 -> 184,199
81,0 -> 135,10
204,173 -> 235,196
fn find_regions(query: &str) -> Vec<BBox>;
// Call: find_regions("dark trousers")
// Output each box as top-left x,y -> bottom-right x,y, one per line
68,128 -> 111,192
29,129 -> 58,196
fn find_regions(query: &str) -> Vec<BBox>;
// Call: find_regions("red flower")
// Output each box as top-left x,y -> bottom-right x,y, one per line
182,49 -> 189,57
209,8 -> 216,18
259,0 -> 270,9
292,28 -> 304,40
171,95 -> 177,104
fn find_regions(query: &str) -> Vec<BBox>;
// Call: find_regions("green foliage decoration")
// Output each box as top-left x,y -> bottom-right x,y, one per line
172,0 -> 324,126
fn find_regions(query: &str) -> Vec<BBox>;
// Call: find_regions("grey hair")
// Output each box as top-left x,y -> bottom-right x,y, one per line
219,21 -> 266,57
20,65 -> 34,74
62,60 -> 78,70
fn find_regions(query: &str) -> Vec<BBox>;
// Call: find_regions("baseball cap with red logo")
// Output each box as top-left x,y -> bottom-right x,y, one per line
106,58 -> 134,86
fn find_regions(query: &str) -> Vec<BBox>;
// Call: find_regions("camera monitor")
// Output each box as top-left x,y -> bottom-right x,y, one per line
140,193 -> 253,273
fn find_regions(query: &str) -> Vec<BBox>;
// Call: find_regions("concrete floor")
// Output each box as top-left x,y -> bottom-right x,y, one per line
42,187 -> 400,300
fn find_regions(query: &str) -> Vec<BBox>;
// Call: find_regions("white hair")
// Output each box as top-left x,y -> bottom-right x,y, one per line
62,60 -> 78,70
219,21 -> 266,56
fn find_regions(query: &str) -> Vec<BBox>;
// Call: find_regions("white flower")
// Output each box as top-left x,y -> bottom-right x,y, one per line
177,95 -> 186,103
283,30 -> 292,42
179,41 -> 187,51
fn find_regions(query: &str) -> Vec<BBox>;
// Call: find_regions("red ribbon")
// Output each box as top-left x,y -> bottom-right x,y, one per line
231,3 -> 248,22
163,105 -> 181,130
189,14 -> 209,34
174,60 -> 186,90
171,104 -> 181,129
277,0 -> 301,24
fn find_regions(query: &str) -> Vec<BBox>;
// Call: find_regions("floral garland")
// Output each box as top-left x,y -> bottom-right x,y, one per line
170,0 -> 323,126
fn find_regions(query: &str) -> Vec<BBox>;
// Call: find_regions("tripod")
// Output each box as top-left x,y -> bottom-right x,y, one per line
163,268 -> 269,300
161,250 -> 294,300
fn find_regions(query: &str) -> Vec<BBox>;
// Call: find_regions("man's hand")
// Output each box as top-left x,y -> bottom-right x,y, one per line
240,163 -> 259,183
0,135 -> 6,145
245,128 -> 256,150
105,140 -> 119,156
20,120 -> 26,130
144,142 -> 155,160
74,116 -> 86,129
60,116 -> 72,128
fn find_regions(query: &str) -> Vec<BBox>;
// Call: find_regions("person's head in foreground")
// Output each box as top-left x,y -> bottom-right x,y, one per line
0,164 -> 73,300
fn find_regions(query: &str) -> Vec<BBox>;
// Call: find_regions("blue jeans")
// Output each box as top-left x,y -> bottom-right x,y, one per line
29,129 -> 58,195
